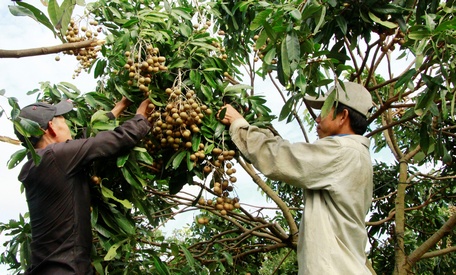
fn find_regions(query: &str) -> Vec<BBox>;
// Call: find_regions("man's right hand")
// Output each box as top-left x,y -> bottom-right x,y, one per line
111,97 -> 133,118
217,104 -> 244,126
137,99 -> 154,118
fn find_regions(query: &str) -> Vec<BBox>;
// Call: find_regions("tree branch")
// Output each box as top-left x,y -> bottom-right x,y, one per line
0,135 -> 20,145
420,246 -> 456,259
407,213 -> 456,264
237,157 -> 299,240
0,39 -> 101,58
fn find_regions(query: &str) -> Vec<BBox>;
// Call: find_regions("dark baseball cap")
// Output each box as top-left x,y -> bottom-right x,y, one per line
15,100 -> 73,146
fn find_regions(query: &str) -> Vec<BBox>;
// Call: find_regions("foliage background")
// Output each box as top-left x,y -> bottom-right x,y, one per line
1,0 -> 455,274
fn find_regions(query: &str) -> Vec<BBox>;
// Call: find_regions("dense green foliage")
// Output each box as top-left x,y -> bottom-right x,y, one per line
1,0 -> 455,274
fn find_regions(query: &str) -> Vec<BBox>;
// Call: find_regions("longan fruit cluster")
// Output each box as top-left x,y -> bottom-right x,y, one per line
144,88 -> 212,154
59,19 -> 104,78
124,44 -> 168,96
197,151 -> 241,219
191,20 -> 227,61
252,34 -> 276,64
380,30 -> 406,52
196,189 -> 241,225
449,205 -> 455,216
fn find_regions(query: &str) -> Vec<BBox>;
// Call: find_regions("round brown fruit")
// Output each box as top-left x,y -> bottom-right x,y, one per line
203,165 -> 212,173
198,197 -> 206,205
91,175 -> 101,184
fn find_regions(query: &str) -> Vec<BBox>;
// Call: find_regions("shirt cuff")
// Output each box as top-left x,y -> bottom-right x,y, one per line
230,118 -> 249,129
105,112 -> 116,120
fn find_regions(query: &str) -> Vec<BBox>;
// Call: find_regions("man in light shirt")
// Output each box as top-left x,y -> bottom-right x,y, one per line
218,82 -> 375,274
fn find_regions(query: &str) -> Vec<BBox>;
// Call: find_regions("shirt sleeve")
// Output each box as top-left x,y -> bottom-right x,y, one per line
52,114 -> 151,176
229,118 -> 344,190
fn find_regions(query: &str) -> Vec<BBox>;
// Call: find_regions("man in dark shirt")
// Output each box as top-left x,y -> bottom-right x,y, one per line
15,97 -> 152,275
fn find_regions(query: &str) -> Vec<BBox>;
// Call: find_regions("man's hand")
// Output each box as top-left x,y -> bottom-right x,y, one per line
217,104 -> 244,125
136,99 -> 154,118
111,97 -> 133,118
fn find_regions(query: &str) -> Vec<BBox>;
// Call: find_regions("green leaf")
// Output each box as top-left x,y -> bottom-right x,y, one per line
286,31 -> 300,71
167,58 -> 188,69
419,124 -> 430,153
414,90 -> 434,116
320,89 -> 336,118
408,29 -> 431,40
113,212 -> 135,235
56,0 -> 75,34
93,59 -> 107,78
368,12 -> 398,29
101,186 -> 133,209
7,149 -> 27,169
179,24 -> 192,37
122,18 -> 139,28
170,243 -> 179,257
394,69 -> 416,89
121,166 -> 142,189
58,82 -> 81,98
302,2 -> 322,20
47,0 -> 62,28
263,47 -> 276,64
255,29 -> 269,50
180,245 -> 196,271
191,134 -> 201,152
250,9 -> 272,30
295,73 -> 307,93
224,84 -> 253,93
152,254 -> 170,275
172,151 -> 187,169
214,123 -> 226,139
279,97 -> 294,122
222,251 -> 234,266
171,7 -> 193,21
27,141 -> 41,166
313,5 -> 326,34
16,118 -> 44,137
90,110 -> 111,124
280,38 -> 291,83
290,9 -> 301,21
134,147 -> 154,165
335,16 -> 347,35
104,239 -> 127,261
117,153 -> 129,168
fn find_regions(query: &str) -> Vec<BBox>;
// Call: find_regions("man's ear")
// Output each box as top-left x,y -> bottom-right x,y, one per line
339,109 -> 350,125
46,121 -> 57,137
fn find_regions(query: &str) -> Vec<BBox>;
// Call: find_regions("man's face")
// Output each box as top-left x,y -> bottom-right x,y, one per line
315,108 -> 340,138
51,116 -> 73,142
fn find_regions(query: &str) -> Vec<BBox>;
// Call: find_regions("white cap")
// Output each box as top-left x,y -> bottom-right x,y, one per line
304,82 -> 373,117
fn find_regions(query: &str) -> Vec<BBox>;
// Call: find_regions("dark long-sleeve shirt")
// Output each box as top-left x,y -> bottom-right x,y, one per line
18,114 -> 150,275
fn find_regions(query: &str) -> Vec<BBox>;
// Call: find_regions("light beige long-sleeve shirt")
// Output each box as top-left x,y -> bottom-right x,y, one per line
229,118 -> 373,274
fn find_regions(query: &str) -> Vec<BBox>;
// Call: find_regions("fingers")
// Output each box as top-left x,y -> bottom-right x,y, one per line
119,96 -> 133,107
136,99 -> 152,117
217,104 -> 243,125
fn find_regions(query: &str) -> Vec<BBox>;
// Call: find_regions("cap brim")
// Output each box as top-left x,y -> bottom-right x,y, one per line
54,100 -> 74,116
303,95 -> 326,110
